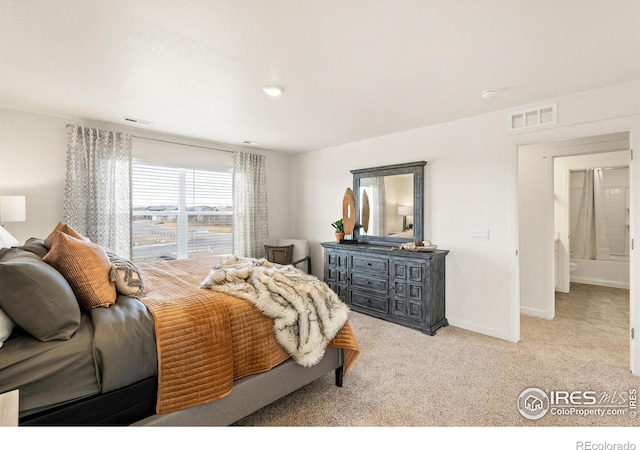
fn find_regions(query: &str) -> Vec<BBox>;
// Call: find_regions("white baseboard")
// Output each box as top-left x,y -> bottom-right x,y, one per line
447,317 -> 515,342
570,276 -> 629,289
520,306 -> 552,319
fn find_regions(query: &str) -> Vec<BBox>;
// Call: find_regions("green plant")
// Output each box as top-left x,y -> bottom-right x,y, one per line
331,218 -> 344,232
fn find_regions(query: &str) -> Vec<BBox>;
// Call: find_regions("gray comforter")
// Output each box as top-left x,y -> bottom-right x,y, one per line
90,296 -> 157,392
0,295 -> 157,415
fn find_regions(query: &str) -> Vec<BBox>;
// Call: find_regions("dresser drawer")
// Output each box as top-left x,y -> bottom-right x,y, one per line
350,272 -> 388,292
350,255 -> 388,274
350,289 -> 389,313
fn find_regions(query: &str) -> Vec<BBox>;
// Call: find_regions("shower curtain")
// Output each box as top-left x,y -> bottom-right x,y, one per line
572,168 -> 609,260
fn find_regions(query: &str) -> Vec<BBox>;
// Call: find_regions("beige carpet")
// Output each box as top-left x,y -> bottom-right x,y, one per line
234,283 -> 638,427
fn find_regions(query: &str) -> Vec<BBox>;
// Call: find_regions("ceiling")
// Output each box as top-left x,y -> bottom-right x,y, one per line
1,0 -> 639,153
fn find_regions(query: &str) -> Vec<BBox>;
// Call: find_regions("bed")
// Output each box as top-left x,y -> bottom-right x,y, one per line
0,226 -> 359,426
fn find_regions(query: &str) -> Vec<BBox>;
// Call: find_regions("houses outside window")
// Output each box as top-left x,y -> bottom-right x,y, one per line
131,163 -> 233,262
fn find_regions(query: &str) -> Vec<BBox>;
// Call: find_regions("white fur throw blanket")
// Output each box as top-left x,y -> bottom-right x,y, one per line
200,256 -> 350,367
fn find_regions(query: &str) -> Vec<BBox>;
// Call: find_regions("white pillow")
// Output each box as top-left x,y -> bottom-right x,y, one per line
0,226 -> 19,248
0,307 -> 15,349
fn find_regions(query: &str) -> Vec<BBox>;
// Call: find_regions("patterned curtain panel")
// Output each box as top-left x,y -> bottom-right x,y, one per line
371,176 -> 386,236
232,151 -> 268,258
64,125 -> 132,258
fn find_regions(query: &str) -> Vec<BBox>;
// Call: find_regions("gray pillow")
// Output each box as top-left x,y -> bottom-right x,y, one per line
0,248 -> 81,341
16,237 -> 48,259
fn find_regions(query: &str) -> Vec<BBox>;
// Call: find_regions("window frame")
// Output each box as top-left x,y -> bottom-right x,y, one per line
131,161 -> 233,262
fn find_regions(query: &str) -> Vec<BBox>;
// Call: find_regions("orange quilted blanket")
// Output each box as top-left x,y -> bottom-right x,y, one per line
138,257 -> 359,414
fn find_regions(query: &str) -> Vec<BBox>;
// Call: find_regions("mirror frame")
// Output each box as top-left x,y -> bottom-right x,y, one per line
351,161 -> 426,246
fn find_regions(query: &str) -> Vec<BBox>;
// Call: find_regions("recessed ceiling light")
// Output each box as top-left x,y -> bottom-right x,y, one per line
263,85 -> 284,97
480,89 -> 497,100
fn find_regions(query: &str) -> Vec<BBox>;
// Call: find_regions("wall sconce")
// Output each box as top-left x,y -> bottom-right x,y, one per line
0,195 -> 26,226
397,205 -> 412,231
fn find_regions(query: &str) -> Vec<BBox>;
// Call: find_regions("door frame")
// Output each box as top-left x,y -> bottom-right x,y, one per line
515,127 -> 638,376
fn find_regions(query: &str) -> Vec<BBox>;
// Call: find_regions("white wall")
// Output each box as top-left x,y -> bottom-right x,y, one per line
292,80 -> 640,347
292,96 -> 517,341
0,108 -> 292,246
0,108 -> 68,242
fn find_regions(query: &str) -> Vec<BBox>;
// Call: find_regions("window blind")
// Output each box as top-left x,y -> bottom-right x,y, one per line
132,163 -> 233,262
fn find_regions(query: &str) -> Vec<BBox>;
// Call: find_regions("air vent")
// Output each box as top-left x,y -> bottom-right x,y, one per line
124,117 -> 153,125
508,103 -> 557,132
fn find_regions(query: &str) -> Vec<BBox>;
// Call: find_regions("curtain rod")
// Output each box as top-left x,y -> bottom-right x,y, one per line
130,135 -> 235,154
569,166 -> 628,172
65,124 -> 236,154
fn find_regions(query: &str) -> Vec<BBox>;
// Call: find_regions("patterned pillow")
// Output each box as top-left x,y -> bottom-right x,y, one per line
107,251 -> 145,298
43,221 -> 88,249
43,231 -> 116,309
264,244 -> 294,265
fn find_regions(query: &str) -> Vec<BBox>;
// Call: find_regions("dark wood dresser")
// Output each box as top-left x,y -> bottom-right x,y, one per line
321,242 -> 449,335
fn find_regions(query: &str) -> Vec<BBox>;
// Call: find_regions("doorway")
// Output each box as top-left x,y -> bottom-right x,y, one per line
517,131 -> 633,370
554,151 -> 631,294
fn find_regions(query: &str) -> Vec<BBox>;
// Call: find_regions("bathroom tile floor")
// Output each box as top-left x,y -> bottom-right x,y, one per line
555,282 -> 629,333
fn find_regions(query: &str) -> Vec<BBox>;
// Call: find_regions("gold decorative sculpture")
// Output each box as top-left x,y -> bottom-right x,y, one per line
342,187 -> 356,236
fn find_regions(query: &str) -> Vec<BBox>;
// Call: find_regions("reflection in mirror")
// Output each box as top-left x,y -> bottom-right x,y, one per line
352,161 -> 426,246
361,190 -> 370,233
358,174 -> 414,238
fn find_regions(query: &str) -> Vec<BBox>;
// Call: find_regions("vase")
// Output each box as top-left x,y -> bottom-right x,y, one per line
335,232 -> 345,242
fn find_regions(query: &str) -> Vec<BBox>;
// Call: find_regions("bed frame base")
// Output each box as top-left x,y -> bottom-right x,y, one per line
134,347 -> 343,426
19,348 -> 343,426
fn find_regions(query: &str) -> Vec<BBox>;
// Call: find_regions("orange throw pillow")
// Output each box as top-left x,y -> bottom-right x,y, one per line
43,231 -> 116,309
44,221 -> 88,249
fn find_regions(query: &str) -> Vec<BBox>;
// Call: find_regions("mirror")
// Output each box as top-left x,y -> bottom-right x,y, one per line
351,161 -> 426,246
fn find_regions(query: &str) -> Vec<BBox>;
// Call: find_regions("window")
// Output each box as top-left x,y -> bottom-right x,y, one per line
132,163 -> 233,262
